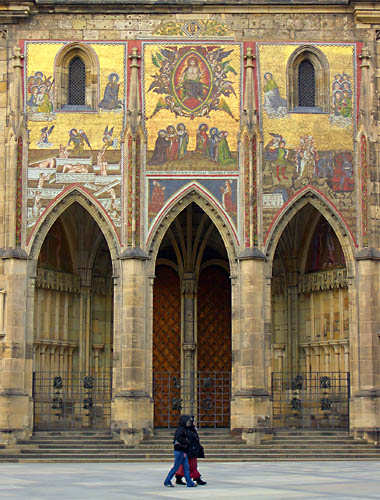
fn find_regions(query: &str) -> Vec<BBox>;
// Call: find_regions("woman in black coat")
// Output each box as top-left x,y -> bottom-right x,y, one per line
175,416 -> 207,485
163,415 -> 198,488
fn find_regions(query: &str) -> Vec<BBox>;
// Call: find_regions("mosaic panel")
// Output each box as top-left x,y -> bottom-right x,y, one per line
257,43 -> 356,222
24,41 -> 127,242
143,42 -> 241,171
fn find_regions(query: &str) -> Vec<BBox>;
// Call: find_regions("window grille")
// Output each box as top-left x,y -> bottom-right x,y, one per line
298,60 -> 315,107
68,57 -> 86,106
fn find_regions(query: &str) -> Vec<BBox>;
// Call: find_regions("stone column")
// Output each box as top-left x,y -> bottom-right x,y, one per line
181,274 -> 197,416
350,250 -> 380,443
111,250 -> 152,445
0,44 -> 31,445
0,256 -> 32,444
231,249 -> 271,444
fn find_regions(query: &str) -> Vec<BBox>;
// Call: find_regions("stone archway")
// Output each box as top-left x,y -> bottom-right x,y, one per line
32,201 -> 114,430
269,202 -> 351,429
152,202 -> 232,428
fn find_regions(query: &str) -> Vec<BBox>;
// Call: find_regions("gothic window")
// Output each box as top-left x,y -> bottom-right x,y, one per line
298,60 -> 315,107
54,43 -> 98,112
68,57 -> 86,106
287,46 -> 329,113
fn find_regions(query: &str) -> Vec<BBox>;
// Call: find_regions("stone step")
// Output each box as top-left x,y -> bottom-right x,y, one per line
4,457 -> 380,463
17,438 -> 124,446
31,431 -> 113,437
1,453 -> 380,462
273,431 -> 349,437
1,429 -> 379,463
13,446 -> 380,454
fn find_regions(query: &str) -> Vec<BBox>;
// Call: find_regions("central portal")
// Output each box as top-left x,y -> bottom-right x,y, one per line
153,203 -> 231,428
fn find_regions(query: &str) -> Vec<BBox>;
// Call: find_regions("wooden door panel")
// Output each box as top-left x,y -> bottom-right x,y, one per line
197,266 -> 231,427
153,266 -> 181,427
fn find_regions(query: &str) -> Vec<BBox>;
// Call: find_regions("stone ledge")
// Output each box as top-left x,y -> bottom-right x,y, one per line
113,390 -> 150,398
0,247 -> 28,260
355,247 -> 380,261
352,389 -> 380,397
233,388 -> 270,397
238,247 -> 266,261
119,247 -> 149,260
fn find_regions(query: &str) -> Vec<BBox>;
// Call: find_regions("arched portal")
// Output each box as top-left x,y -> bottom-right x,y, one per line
32,202 -> 113,430
271,203 -> 350,429
153,202 -> 231,428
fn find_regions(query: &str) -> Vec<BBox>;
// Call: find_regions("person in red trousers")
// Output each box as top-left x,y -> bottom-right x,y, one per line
175,416 -> 207,486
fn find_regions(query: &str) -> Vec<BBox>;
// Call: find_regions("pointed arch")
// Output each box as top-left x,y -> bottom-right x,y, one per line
264,187 -> 356,276
147,184 -> 238,275
28,187 -> 120,265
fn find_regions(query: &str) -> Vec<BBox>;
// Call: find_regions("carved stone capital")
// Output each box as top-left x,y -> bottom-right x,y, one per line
183,343 -> 196,359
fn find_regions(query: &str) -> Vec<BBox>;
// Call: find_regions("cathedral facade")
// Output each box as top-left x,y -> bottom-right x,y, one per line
1,0 -> 380,446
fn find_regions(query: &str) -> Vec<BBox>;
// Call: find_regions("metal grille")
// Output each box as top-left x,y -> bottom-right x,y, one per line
272,372 -> 350,429
153,371 -> 231,428
33,370 -> 112,430
68,56 -> 86,106
298,60 -> 315,107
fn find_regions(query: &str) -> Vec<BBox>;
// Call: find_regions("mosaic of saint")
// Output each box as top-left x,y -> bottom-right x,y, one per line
26,70 -> 55,122
329,72 -> 353,128
144,43 -> 241,171
148,45 -> 237,119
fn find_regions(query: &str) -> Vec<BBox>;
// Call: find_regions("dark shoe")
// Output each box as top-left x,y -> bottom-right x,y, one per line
175,475 -> 186,485
164,482 -> 174,487
187,482 -> 198,487
195,478 -> 207,485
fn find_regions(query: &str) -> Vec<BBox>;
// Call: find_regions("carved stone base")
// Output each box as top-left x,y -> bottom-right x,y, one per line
231,394 -> 271,445
0,392 -> 32,445
111,392 -> 153,446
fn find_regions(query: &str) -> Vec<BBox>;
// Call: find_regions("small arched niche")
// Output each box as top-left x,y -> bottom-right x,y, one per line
54,42 -> 99,112
287,45 -> 330,113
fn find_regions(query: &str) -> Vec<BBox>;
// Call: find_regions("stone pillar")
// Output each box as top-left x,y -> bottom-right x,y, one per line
350,250 -> 380,443
0,43 -> 31,445
231,249 -> 271,444
0,256 -> 32,444
111,250 -> 152,445
286,272 -> 299,373
181,274 -> 197,416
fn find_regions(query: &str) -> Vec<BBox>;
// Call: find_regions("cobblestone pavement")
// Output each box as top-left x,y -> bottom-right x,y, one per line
1,461 -> 380,499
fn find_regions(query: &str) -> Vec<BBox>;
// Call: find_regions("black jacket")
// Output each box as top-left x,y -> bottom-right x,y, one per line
184,425 -> 203,459
173,415 -> 191,452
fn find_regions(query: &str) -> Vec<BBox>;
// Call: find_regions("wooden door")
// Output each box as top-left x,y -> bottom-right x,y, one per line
153,265 -> 181,427
197,266 -> 231,427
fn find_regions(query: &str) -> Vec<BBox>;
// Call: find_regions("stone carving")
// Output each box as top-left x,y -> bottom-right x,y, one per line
298,269 -> 347,293
36,268 -> 81,293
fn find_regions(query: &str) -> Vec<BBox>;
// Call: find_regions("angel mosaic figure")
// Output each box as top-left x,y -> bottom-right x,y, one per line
68,128 -> 91,155
102,126 -> 116,151
37,125 -> 54,148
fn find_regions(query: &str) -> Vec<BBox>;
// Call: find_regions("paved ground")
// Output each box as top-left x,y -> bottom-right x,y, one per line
1,462 -> 380,499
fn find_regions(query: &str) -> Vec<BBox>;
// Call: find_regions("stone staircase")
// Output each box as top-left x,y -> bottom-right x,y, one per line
0,428 -> 380,462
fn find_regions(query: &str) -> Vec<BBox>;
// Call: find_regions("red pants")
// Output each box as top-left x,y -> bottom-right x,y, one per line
176,457 -> 201,479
